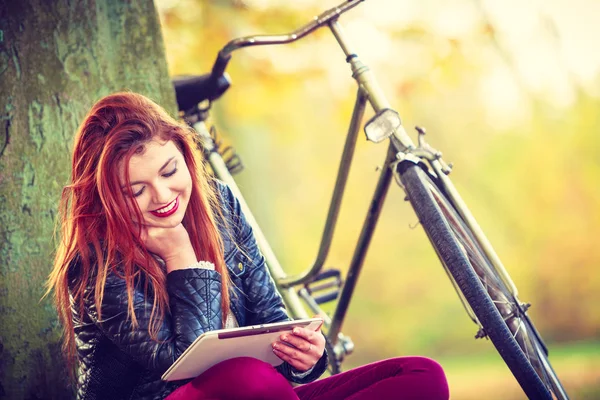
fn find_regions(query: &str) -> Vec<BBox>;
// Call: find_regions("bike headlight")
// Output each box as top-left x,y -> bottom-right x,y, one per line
364,109 -> 402,143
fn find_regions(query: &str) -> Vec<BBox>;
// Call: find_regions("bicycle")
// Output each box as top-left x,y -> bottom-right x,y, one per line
171,1 -> 569,398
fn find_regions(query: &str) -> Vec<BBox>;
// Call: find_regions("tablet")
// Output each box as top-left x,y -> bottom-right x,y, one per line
161,317 -> 323,381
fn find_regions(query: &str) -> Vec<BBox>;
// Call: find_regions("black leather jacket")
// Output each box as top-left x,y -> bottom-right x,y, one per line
69,182 -> 327,399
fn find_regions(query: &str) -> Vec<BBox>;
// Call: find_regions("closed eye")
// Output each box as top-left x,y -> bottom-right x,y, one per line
163,167 -> 177,177
133,186 -> 145,197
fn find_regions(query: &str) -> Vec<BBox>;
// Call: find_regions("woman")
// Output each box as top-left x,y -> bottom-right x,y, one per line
48,92 -> 449,400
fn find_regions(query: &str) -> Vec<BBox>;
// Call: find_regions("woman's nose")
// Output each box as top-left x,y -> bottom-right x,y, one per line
151,184 -> 172,205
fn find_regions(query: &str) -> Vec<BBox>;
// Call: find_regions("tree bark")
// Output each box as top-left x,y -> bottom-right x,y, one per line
0,0 -> 176,398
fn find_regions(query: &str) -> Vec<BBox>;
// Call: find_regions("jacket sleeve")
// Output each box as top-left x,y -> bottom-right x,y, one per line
76,259 -> 223,375
218,182 -> 328,384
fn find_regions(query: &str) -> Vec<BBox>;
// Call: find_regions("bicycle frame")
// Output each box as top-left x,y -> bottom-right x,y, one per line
197,0 -> 525,365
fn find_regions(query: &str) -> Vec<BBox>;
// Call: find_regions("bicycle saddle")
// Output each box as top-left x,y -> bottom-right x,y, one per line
172,73 -> 231,111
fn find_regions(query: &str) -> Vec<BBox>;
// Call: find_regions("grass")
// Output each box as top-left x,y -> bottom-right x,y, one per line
332,340 -> 600,399
435,340 -> 600,399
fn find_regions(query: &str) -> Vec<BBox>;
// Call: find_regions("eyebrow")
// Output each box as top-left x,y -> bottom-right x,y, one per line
127,156 -> 176,187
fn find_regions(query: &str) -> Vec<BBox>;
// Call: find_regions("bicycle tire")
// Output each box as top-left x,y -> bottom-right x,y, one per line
398,162 -> 567,400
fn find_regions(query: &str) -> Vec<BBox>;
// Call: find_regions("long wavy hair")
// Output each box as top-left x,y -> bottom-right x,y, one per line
47,92 -> 231,368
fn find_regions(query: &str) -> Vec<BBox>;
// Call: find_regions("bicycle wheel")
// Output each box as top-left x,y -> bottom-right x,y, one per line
398,162 -> 568,400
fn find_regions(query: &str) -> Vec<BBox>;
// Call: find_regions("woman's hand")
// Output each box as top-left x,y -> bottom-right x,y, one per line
140,223 -> 197,272
272,321 -> 326,372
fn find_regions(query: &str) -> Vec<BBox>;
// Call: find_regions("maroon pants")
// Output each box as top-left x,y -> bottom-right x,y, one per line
166,356 -> 449,400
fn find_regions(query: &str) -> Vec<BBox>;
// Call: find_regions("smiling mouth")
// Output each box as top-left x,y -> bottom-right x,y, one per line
150,197 -> 179,217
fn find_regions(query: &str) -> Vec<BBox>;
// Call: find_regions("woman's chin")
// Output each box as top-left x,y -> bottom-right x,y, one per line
159,219 -> 183,228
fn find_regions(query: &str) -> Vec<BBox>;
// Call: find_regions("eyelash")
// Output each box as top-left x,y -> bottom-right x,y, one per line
163,168 -> 177,178
132,167 -> 178,198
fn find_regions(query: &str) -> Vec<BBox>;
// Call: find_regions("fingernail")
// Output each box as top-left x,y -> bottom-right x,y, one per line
282,335 -> 288,341
293,328 -> 300,334
272,343 -> 278,349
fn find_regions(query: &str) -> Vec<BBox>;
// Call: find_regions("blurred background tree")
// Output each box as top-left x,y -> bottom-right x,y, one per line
157,0 -> 599,398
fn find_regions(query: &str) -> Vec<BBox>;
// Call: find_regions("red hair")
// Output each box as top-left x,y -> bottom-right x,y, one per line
47,92 -> 231,368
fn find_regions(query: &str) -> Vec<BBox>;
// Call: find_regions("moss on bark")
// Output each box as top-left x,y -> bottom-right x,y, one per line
0,0 -> 176,397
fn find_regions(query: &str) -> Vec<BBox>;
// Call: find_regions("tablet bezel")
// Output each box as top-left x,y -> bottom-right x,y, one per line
217,318 -> 323,339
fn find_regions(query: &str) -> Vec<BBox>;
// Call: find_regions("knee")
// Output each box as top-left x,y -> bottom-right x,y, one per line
405,357 -> 449,399
209,357 -> 280,384
231,358 -> 295,399
405,356 -> 446,376
380,356 -> 448,399
214,356 -> 276,374
203,357 -> 295,400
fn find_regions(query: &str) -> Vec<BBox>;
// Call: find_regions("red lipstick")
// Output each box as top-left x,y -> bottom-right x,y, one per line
150,197 -> 179,218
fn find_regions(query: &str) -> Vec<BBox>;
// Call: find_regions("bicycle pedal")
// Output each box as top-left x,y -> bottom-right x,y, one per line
303,269 -> 342,305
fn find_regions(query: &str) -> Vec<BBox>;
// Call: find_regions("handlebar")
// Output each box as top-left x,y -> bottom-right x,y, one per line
210,51 -> 232,84
209,0 -> 364,79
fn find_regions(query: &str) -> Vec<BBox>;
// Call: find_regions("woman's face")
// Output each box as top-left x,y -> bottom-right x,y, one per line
120,139 -> 193,228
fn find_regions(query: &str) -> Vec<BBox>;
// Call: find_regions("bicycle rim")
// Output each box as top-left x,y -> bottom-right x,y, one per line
399,163 -> 568,399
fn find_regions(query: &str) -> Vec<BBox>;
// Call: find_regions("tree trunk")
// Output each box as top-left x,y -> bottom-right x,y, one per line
0,1 -> 176,398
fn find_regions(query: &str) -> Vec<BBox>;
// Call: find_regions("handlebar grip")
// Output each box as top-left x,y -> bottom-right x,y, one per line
211,51 -> 232,81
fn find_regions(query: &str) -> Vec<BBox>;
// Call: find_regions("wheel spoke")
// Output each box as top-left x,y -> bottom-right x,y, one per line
503,313 -> 515,322
512,318 -> 522,340
520,323 -> 532,362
